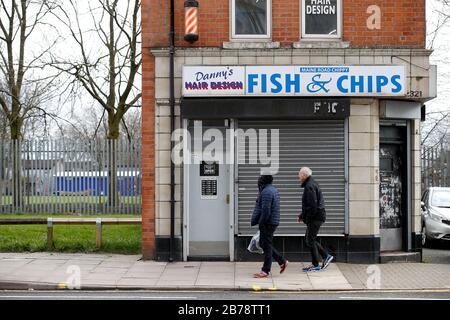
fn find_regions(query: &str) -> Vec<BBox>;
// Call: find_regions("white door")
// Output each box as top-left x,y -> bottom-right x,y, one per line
187,121 -> 231,258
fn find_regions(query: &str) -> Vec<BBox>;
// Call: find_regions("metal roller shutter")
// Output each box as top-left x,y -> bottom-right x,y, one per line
237,120 -> 346,235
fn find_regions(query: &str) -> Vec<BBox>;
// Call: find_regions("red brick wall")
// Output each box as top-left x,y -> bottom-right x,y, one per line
343,0 -> 426,47
272,0 -> 300,44
143,0 -> 426,48
141,7 -> 156,257
140,0 -> 425,258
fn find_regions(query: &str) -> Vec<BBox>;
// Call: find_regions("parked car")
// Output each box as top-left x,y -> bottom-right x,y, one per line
421,187 -> 450,246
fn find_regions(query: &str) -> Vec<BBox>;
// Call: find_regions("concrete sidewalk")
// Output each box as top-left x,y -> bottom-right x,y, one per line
0,253 -> 450,291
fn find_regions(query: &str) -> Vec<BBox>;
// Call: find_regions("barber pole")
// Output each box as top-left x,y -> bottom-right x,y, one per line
184,0 -> 199,43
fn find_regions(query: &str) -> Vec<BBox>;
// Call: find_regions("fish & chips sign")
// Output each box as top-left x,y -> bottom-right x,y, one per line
182,65 -> 406,97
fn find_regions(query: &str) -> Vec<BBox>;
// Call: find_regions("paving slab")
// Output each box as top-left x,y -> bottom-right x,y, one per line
196,279 -> 235,287
62,259 -> 103,266
27,259 -> 68,266
132,261 -> 167,266
165,262 -> 201,268
91,267 -> 129,275
97,261 -> 137,268
15,265 -> 61,273
309,276 -> 350,285
99,255 -> 141,261
54,265 -> 98,275
126,267 -> 166,275
122,271 -> 163,279
117,278 -> 159,287
201,262 -> 233,266
82,273 -> 124,282
199,266 -> 235,272
337,262 -> 450,290
0,261 -> 31,271
161,269 -> 199,276
0,257 -> 32,262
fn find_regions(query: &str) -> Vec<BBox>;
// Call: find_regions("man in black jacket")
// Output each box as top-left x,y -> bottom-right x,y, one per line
251,175 -> 288,278
297,167 -> 334,272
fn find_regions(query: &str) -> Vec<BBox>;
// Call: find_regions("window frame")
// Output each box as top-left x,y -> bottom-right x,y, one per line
301,0 -> 342,39
230,0 -> 272,40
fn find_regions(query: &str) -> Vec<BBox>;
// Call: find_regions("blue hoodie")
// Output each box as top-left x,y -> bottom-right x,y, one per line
251,177 -> 281,226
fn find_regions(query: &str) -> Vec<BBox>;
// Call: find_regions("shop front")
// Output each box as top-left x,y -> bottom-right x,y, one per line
168,63 -> 425,263
181,98 -> 349,261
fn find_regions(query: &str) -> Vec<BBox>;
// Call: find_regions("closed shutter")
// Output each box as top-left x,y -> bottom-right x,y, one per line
237,120 -> 346,235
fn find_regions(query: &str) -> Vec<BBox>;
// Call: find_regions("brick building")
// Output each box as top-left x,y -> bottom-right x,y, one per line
142,0 -> 436,263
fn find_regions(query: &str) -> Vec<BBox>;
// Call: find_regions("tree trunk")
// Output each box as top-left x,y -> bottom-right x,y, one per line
10,118 -> 23,210
10,116 -> 22,140
106,116 -> 121,209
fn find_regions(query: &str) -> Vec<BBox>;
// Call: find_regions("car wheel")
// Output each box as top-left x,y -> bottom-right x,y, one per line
421,224 -> 428,248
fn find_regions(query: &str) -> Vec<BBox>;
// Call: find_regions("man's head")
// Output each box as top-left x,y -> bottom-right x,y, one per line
298,167 -> 312,184
258,175 -> 273,191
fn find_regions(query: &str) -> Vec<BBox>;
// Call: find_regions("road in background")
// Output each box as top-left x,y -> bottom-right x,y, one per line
423,241 -> 450,264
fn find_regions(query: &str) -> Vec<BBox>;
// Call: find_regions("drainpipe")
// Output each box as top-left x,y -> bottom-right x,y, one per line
169,0 -> 175,262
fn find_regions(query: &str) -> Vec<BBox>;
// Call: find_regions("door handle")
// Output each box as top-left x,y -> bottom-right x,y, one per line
226,194 -> 230,204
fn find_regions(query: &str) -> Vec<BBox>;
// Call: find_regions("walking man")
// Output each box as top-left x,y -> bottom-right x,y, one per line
251,175 -> 288,278
297,167 -> 334,272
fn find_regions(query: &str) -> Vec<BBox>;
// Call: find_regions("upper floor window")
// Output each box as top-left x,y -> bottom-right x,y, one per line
302,0 -> 342,39
231,0 -> 271,39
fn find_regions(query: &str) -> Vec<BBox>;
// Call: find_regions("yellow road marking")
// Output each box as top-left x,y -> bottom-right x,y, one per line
252,285 -> 261,291
57,282 -> 67,289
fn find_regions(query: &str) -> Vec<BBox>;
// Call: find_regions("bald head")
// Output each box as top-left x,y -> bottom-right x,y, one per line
298,167 -> 312,183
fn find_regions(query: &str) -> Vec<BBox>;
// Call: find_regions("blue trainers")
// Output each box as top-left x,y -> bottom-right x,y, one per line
302,265 -> 321,272
322,255 -> 334,270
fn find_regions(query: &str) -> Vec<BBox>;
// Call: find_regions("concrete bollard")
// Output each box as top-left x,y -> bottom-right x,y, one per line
95,218 -> 102,250
47,217 -> 53,251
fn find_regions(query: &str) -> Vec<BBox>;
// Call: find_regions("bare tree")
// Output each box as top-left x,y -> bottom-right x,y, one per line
0,104 -> 8,140
121,107 -> 141,143
427,1 -> 450,49
0,0 -> 63,139
0,0 -> 62,207
56,107 -> 109,141
424,1 -> 450,150
52,0 -> 141,139
51,0 -> 141,206
422,111 -> 450,147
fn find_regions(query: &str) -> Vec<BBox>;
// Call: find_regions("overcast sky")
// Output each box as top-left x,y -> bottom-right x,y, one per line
427,0 -> 450,113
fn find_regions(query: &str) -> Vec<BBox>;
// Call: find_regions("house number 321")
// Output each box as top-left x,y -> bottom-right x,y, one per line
406,91 -> 423,98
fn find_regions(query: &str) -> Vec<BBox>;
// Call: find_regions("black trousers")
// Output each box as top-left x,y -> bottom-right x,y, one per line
305,220 -> 329,267
259,224 -> 285,274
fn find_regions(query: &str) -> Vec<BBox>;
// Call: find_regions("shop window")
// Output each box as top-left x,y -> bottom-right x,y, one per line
231,0 -> 271,39
302,0 -> 342,39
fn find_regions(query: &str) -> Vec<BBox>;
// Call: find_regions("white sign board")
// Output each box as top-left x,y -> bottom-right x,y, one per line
182,65 -> 406,97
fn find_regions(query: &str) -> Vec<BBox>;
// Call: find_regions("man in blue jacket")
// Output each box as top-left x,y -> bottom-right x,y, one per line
297,167 -> 334,272
251,175 -> 288,278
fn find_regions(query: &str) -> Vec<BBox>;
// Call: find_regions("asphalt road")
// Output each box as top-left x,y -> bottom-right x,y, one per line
0,290 -> 449,300
423,241 -> 450,264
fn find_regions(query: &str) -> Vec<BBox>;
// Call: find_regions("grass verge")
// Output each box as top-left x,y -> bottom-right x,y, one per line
0,214 -> 142,254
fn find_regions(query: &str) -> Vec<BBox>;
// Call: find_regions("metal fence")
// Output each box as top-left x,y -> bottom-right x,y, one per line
0,138 -> 141,214
422,145 -> 450,190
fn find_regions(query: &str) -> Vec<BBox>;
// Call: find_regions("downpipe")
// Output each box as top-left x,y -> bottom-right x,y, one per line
169,0 -> 175,262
